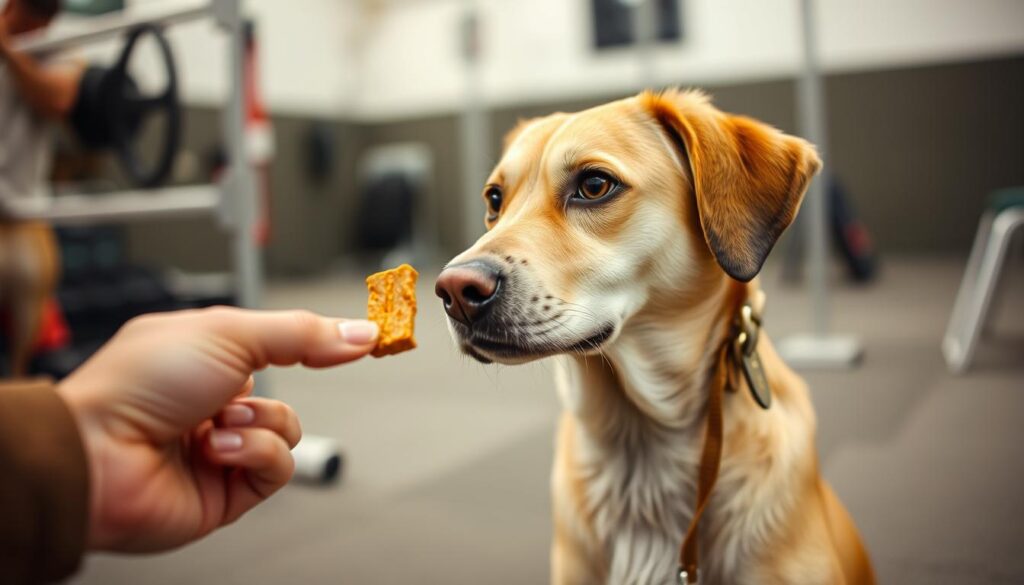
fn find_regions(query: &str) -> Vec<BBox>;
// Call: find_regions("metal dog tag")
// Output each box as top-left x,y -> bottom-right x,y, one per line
741,350 -> 772,410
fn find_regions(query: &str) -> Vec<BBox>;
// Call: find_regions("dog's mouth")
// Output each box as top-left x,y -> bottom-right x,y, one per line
456,323 -> 616,364
437,256 -> 618,364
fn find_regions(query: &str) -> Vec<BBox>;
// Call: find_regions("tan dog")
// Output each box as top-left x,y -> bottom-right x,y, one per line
435,89 -> 875,585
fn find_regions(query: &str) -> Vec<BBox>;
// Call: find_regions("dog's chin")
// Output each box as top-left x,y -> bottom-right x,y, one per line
453,324 -> 617,365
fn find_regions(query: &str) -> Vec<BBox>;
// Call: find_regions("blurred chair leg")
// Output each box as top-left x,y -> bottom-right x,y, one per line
943,209 -> 1024,373
944,212 -> 992,365
983,235 -> 1018,340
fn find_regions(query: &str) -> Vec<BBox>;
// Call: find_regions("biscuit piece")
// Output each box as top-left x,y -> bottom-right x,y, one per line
366,264 -> 418,357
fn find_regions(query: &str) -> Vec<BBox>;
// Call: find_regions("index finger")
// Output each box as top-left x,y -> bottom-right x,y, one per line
198,307 -> 379,370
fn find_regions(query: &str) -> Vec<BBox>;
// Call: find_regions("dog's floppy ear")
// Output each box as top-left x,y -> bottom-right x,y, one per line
642,90 -> 821,282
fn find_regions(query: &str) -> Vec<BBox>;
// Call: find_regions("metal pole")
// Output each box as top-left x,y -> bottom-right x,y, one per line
221,1 -> 344,481
17,0 -> 211,55
217,1 -> 338,482
458,0 -> 490,249
216,0 -> 261,310
630,0 -> 657,90
776,0 -> 863,369
797,0 -> 829,337
0,185 -> 220,224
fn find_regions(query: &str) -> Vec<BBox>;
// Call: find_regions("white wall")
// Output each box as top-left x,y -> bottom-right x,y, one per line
48,0 -> 356,116
37,0 -> 1024,119
349,0 -> 1024,121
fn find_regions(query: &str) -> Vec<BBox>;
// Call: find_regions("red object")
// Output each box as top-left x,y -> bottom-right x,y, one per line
33,298 -> 71,352
244,22 -> 274,247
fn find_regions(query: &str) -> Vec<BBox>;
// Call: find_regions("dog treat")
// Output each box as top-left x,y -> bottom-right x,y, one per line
366,264 -> 418,357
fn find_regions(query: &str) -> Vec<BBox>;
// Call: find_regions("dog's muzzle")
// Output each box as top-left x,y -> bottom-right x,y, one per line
434,259 -> 502,326
435,256 -> 616,364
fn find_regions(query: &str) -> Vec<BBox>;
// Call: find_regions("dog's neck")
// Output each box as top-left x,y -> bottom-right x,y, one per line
552,272 -> 815,581
557,273 -> 739,440
552,275 -> 805,582
552,273 -> 746,580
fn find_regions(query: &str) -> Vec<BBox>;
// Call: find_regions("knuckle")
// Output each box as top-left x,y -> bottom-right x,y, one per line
196,306 -> 250,338
263,400 -> 301,445
123,312 -> 160,331
289,310 -> 322,340
249,431 -> 287,463
268,398 -> 290,417
202,305 -> 242,326
259,398 -> 289,423
249,441 -> 276,464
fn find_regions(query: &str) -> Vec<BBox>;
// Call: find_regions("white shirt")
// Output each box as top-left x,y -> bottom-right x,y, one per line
0,60 -> 53,201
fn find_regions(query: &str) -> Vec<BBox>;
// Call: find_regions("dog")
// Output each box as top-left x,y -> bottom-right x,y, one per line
435,89 -> 875,585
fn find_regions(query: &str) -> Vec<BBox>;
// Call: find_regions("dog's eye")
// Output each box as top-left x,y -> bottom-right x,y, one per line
575,171 -> 615,201
485,186 -> 503,216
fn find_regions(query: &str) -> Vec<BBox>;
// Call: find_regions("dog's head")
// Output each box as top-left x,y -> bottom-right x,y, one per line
436,90 -> 820,364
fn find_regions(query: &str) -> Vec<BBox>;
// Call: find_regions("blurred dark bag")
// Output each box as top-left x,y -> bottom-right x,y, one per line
355,172 -> 415,251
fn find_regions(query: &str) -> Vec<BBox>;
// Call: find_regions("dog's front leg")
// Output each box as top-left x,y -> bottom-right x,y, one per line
551,528 -> 601,585
551,415 -> 606,585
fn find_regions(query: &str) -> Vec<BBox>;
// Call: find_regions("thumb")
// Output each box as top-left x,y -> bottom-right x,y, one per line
199,307 -> 380,371
62,308 -> 379,445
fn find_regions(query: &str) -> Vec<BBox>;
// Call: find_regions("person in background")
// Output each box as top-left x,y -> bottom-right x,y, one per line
0,307 -> 381,584
0,0 -> 83,376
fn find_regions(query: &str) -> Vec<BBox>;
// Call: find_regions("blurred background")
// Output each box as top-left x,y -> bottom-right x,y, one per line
1,0 -> 1022,583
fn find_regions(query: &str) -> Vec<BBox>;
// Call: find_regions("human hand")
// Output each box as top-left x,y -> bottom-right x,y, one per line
56,307 -> 379,552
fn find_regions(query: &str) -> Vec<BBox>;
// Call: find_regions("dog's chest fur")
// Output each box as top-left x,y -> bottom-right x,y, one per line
553,319 -> 817,584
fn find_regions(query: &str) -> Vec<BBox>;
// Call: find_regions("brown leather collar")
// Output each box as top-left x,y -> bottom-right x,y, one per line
677,281 -> 768,584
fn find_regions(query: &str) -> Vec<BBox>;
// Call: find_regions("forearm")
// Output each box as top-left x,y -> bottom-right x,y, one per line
0,42 -> 80,120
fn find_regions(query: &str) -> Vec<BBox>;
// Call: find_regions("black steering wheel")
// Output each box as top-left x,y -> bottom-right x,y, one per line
71,24 -> 181,188
110,24 -> 181,188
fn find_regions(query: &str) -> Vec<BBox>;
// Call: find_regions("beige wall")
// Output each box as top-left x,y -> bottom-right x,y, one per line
349,0 -> 1024,120
48,0 -> 1024,120
125,54 -> 1024,275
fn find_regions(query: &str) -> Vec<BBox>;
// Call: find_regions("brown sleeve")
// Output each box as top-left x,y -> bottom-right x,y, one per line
0,379 -> 89,584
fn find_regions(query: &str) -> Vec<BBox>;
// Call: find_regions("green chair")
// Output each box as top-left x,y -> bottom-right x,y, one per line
943,187 -> 1024,373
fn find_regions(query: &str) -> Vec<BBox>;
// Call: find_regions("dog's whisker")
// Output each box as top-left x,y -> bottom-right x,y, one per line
556,299 -> 606,322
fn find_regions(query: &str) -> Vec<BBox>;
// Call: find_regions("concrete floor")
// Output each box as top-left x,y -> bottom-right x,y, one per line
72,256 -> 1024,585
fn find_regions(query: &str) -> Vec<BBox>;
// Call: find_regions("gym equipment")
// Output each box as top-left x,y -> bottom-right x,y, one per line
10,0 -> 340,485
829,178 -> 878,283
355,173 -> 415,252
70,24 -> 181,188
305,121 -> 335,184
31,225 -> 235,379
12,0 -> 260,310
943,188 -> 1024,373
356,142 -> 438,269
776,0 -> 864,369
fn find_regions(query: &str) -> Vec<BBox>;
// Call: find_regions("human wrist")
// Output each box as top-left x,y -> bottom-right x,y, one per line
55,382 -> 112,551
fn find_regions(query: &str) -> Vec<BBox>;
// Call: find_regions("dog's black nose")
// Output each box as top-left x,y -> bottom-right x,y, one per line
435,260 -> 501,326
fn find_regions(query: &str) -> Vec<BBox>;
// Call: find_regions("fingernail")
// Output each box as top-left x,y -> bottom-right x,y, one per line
211,430 -> 243,452
339,320 -> 378,345
223,404 -> 255,426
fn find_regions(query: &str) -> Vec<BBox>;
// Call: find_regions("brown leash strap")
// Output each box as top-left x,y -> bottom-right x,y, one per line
677,283 -> 765,584
677,341 -> 731,584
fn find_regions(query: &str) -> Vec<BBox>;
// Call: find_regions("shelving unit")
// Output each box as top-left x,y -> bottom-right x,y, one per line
7,0 -> 261,309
